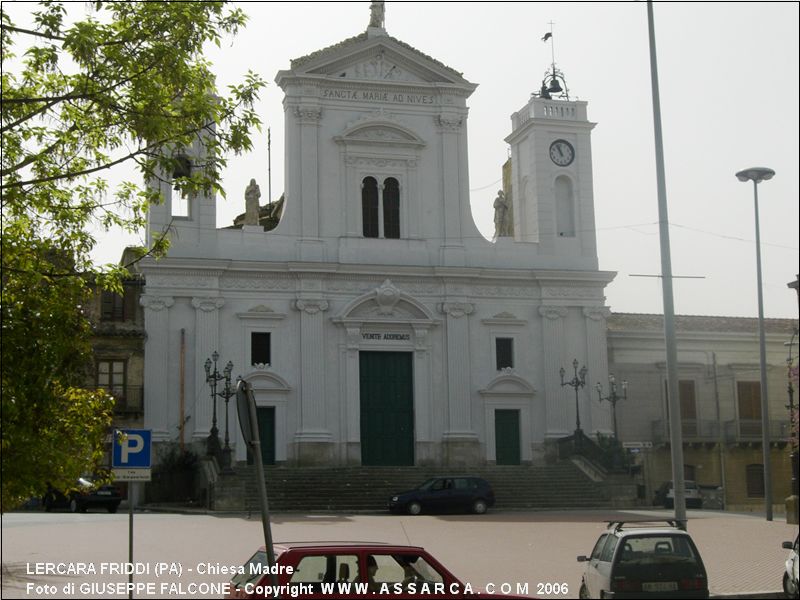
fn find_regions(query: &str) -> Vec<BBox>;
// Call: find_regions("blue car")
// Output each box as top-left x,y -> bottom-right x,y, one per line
388,476 -> 495,515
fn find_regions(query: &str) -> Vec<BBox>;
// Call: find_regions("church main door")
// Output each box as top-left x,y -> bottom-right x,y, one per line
359,351 -> 414,465
495,409 -> 521,465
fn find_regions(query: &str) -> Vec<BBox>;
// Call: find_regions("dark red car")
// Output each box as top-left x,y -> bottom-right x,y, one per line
226,542 -> 532,599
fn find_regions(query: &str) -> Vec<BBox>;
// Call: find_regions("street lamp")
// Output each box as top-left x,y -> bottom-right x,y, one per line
560,359 -> 588,434
596,374 -> 628,441
786,330 -> 798,499
203,351 -> 226,461
219,360 -> 236,473
735,166 -> 775,521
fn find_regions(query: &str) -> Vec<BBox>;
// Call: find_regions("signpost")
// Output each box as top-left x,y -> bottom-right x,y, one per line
236,380 -> 279,588
113,429 -> 152,599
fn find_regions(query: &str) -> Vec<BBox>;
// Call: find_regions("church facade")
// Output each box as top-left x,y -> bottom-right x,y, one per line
139,17 -> 616,467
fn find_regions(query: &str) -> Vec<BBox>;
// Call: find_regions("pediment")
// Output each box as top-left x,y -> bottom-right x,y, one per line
479,374 -> 536,396
281,34 -> 475,91
334,279 -> 437,323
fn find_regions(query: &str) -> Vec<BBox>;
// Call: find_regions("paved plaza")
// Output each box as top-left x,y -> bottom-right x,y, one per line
1,508 -> 794,599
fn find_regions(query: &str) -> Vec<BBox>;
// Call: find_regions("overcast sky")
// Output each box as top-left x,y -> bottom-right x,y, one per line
9,2 -> 800,320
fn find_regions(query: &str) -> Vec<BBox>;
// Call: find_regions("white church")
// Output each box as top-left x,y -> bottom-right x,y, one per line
139,4 -> 619,469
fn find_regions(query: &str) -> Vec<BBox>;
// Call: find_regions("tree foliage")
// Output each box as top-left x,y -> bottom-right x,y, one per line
0,1 -> 265,510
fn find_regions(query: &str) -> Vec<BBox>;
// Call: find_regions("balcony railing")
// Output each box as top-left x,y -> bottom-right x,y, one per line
651,419 -> 720,444
91,385 -> 143,416
724,419 -> 790,443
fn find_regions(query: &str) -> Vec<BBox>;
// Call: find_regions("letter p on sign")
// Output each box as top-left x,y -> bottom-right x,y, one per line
112,429 -> 152,469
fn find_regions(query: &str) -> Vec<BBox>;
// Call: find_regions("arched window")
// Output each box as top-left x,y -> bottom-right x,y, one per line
362,177 -> 379,237
555,175 -> 575,237
383,177 -> 400,239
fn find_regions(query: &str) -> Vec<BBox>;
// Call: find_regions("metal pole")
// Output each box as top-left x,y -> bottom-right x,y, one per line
647,0 -> 686,528
128,482 -> 134,600
752,179 -> 773,520
712,352 -> 727,510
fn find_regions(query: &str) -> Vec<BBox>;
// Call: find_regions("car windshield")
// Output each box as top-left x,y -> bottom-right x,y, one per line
230,550 -> 270,588
616,535 -> 700,566
417,479 -> 439,491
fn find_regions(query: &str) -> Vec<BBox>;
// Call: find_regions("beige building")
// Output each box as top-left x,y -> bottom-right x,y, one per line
607,313 -> 796,512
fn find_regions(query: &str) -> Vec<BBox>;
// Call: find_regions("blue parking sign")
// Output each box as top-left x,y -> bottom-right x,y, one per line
112,429 -> 152,468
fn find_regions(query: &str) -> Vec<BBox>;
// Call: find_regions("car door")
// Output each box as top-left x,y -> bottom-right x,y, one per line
594,534 -> 619,596
423,478 -> 451,511
584,534 -> 608,596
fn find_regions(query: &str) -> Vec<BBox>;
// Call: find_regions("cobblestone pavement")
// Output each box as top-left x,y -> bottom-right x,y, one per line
1,507 -> 795,599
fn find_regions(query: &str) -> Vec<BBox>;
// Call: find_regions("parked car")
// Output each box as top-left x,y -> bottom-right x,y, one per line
226,542 -> 531,599
577,520 -> 709,599
783,534 -> 799,599
43,477 -> 122,513
653,480 -> 703,509
388,476 -> 495,515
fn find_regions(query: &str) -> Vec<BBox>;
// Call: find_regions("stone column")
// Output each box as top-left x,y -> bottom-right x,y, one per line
344,325 -> 361,465
539,306 -> 570,437
140,295 -> 174,439
192,297 -> 225,440
584,307 -> 613,436
439,301 -> 479,464
293,297 -> 332,464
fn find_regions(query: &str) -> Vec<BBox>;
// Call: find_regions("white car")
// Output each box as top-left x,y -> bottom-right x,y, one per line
783,535 -> 799,599
577,520 -> 708,599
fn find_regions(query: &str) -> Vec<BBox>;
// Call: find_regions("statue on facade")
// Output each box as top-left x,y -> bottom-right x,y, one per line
369,1 -> 385,28
493,190 -> 512,238
244,178 -> 261,226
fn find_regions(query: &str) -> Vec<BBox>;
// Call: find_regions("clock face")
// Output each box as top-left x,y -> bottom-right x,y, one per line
549,139 -> 575,167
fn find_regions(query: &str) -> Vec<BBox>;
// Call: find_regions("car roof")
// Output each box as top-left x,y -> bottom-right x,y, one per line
604,520 -> 691,536
257,542 -> 427,552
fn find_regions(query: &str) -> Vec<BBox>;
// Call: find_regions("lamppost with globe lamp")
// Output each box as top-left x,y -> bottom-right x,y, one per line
204,351 -> 233,462
596,374 -> 628,441
735,166 -> 775,521
560,359 -> 588,444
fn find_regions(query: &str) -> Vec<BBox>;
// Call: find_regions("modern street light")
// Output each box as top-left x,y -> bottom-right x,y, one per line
560,359 -> 588,434
596,374 -> 628,441
735,166 -> 775,521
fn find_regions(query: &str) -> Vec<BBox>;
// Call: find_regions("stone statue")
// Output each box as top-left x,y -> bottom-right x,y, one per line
493,190 -> 512,238
244,178 -> 261,226
369,1 -> 385,28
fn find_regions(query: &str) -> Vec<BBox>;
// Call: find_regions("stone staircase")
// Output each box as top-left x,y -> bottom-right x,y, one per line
212,462 -> 636,512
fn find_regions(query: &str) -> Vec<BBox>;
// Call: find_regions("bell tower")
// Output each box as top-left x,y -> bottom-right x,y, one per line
504,68 -> 599,270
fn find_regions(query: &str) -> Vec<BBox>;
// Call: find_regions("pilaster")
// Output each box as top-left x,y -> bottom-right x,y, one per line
584,307 -> 613,435
293,296 -> 333,464
140,295 -> 174,439
439,301 -> 479,464
539,305 -> 570,436
192,297 -> 225,439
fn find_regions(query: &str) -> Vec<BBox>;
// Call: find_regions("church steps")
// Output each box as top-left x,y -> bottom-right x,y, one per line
217,463 -> 626,512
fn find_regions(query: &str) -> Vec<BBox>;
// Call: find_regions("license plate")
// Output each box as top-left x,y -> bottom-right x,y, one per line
642,582 -> 678,592
97,491 -> 112,496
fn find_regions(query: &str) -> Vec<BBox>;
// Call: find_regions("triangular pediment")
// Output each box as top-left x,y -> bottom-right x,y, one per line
282,33 -> 475,90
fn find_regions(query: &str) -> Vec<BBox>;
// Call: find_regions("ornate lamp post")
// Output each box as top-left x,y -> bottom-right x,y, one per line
596,374 -> 628,441
735,166 -> 775,521
787,330 -> 798,498
203,351 -> 229,461
219,360 -> 236,473
560,359 -> 588,434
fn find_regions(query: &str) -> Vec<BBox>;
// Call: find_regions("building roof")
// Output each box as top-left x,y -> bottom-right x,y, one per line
608,312 -> 797,335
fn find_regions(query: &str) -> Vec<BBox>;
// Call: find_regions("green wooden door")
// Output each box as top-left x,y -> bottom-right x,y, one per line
360,352 -> 414,466
495,409 -> 521,465
247,406 -> 275,466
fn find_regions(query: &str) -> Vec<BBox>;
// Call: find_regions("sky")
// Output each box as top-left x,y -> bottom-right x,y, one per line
7,2 -> 800,320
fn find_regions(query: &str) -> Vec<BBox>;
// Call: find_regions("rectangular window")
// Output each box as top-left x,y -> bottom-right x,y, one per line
495,338 -> 514,370
101,290 -> 124,321
97,360 -> 125,396
737,381 -> 762,436
746,464 -> 765,497
251,332 -> 271,366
